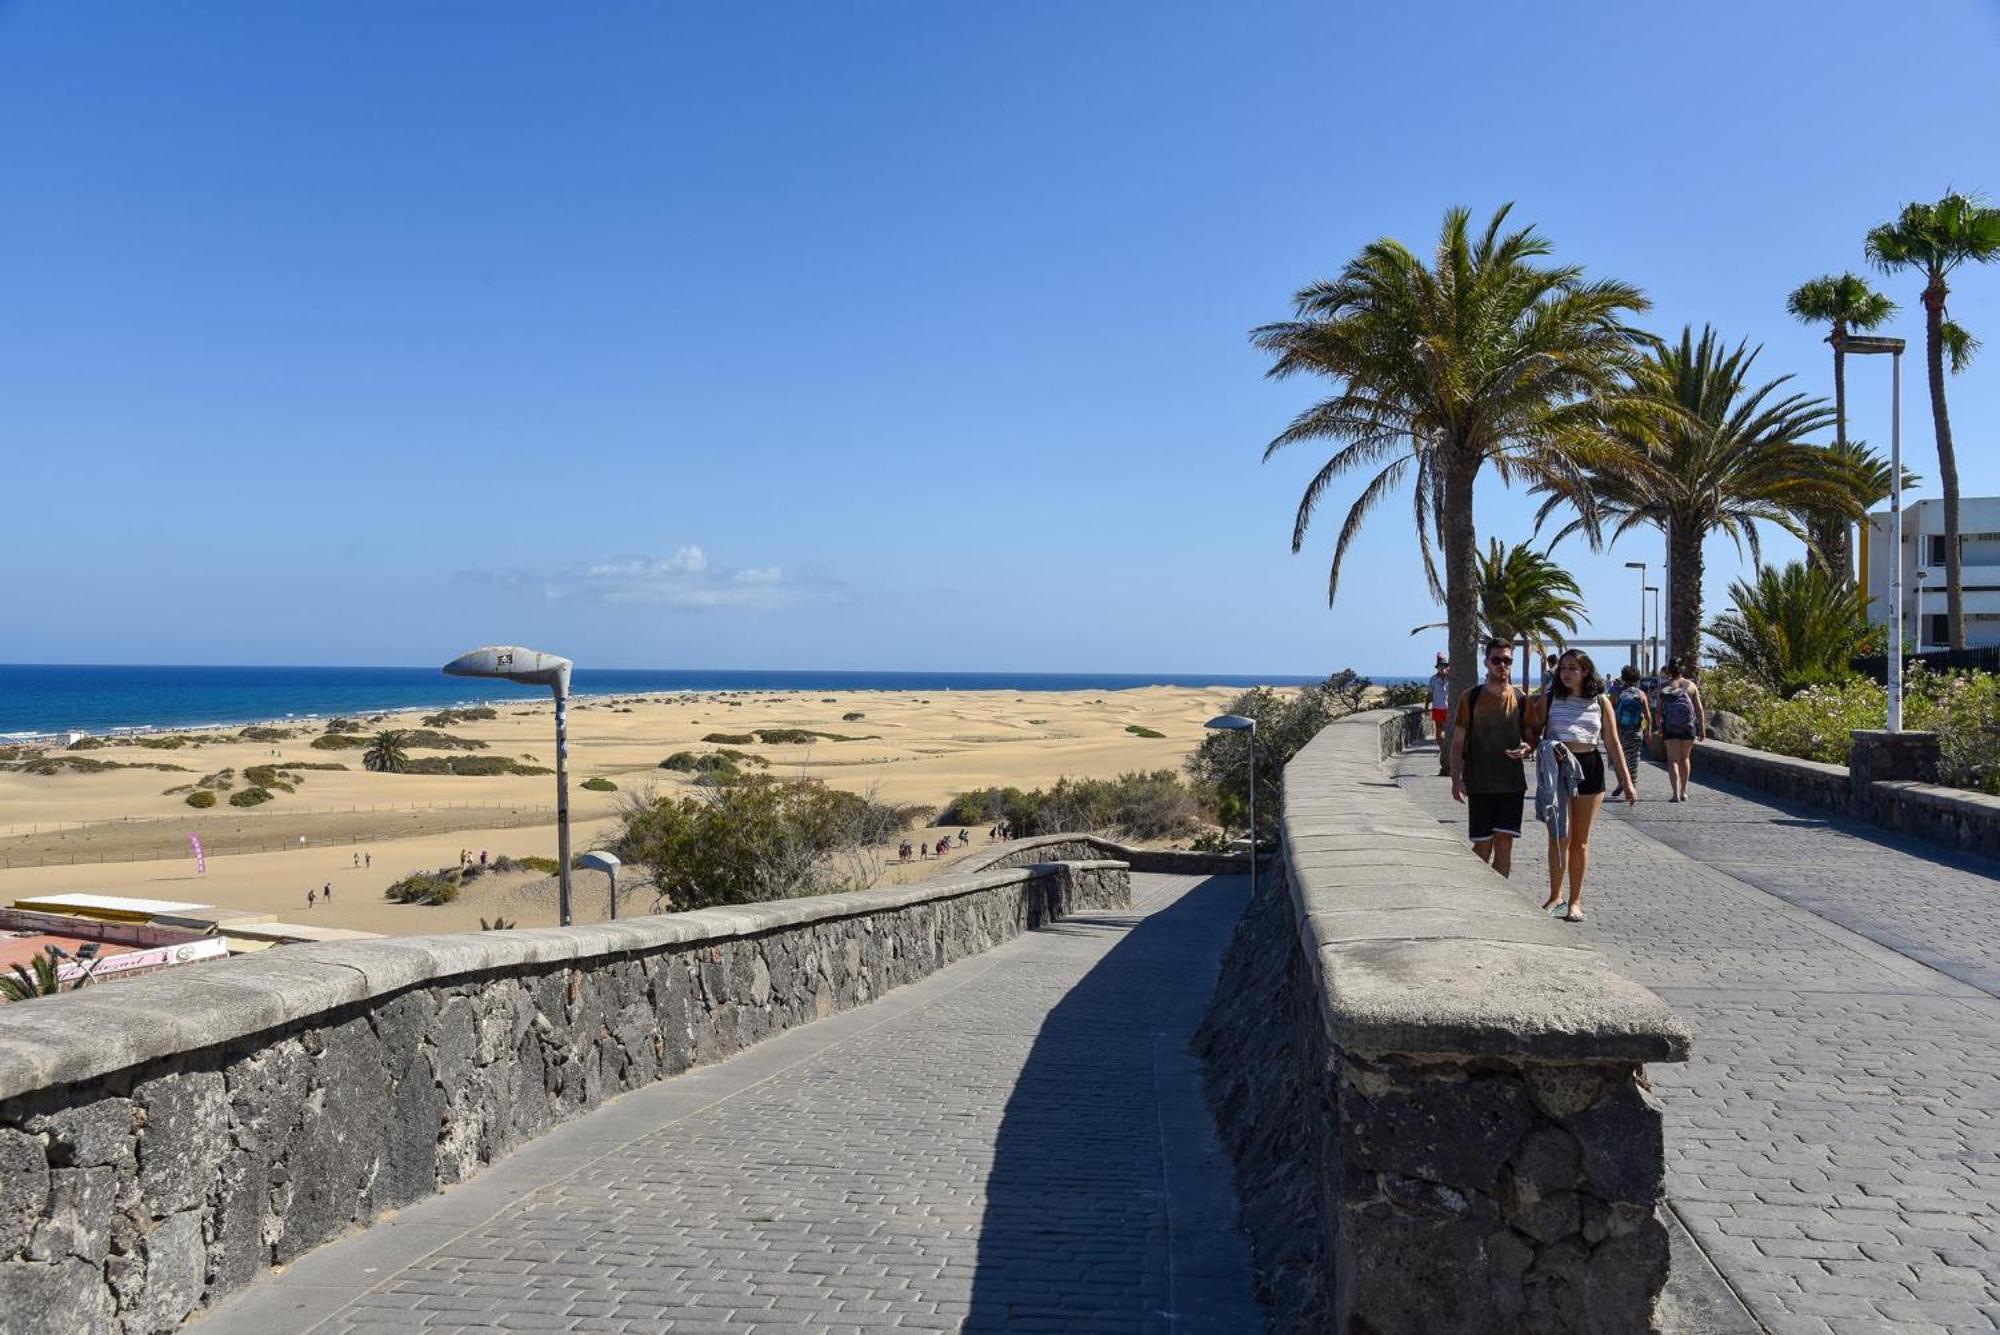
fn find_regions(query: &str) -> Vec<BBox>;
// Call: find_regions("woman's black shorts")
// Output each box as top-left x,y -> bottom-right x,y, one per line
1575,749 -> 1606,796
1661,725 -> 1695,742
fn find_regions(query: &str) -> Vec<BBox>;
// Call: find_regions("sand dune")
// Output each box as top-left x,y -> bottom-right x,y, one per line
0,686 -> 1247,936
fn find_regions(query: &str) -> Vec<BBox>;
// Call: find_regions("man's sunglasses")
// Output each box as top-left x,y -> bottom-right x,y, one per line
1488,656 -> 1513,665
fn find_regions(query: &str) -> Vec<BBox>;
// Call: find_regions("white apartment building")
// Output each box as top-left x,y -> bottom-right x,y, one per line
1863,497 -> 2000,650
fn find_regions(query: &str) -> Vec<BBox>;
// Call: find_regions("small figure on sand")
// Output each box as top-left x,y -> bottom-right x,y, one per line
352,852 -> 360,868
935,837 -> 950,859
957,829 -> 969,847
307,886 -> 316,909
323,881 -> 332,903
479,850 -> 488,867
364,852 -> 371,868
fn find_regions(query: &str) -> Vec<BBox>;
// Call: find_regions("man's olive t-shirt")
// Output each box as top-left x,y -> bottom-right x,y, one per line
1458,685 -> 1528,795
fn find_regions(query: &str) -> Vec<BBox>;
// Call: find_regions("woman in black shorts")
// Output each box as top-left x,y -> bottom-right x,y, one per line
1538,649 -> 1637,921
1655,659 -> 1706,801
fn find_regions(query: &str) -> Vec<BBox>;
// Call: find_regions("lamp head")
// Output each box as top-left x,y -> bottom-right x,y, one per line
1624,561 -> 1645,570
1838,334 -> 1907,356
578,851 -> 621,874
1204,714 -> 1255,732
443,646 -> 572,695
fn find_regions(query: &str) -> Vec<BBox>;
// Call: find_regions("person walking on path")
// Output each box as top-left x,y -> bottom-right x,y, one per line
1536,649 -> 1638,922
1609,665 -> 1654,800
1657,658 -> 1707,802
1427,654 -> 1453,774
1451,639 -> 1533,878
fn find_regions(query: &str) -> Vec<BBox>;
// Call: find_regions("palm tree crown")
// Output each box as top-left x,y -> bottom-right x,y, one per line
1706,561 -> 1872,697
1865,191 -> 2000,649
1537,325 -> 1844,663
1413,540 -> 1586,687
1253,203 -> 1649,693
362,730 -> 412,774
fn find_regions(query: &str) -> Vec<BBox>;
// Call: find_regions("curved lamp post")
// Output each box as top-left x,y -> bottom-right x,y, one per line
444,645 -> 576,925
579,849 -> 621,921
1204,713 -> 1257,899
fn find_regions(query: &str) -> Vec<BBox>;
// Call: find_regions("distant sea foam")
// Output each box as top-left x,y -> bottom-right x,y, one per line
0,664 -> 1388,738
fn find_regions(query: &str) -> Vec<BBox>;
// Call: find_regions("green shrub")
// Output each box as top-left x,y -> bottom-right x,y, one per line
133,735 -> 194,749
14,756 -> 189,775
513,855 -> 561,875
938,770 -> 1205,840
384,871 -> 459,905
400,729 -> 487,751
702,733 -> 755,745
312,734 -> 369,750
400,756 -> 551,776
1186,669 -> 1372,838
238,726 -> 293,742
66,736 -> 104,751
229,786 -> 274,807
1378,681 -> 1432,708
842,712 -> 866,722
754,728 -> 877,744
243,764 -> 302,793
185,789 -> 217,809
1124,725 -> 1166,739
422,707 -> 497,727
582,777 -> 617,792
326,717 -> 362,734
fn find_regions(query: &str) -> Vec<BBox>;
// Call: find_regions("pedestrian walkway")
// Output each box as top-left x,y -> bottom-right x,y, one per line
1397,747 -> 2000,1335
195,873 -> 1262,1335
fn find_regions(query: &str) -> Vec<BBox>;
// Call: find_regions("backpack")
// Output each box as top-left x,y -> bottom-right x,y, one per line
1614,687 -> 1646,730
1661,687 -> 1696,731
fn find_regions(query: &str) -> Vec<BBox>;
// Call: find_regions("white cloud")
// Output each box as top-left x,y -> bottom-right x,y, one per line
461,547 -> 830,611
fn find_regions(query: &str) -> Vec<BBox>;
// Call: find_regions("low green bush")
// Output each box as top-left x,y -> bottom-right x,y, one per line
939,770 -> 1206,840
384,871 -> 459,905
1378,681 -> 1432,708
184,789 -> 217,809
582,777 -> 617,792
702,732 -> 755,745
842,711 -> 865,721
754,728 -> 877,744
400,729 -> 487,751
422,707 -> 497,727
513,855 -> 562,875
66,736 -> 104,751
1124,725 -> 1166,739
311,734 -> 369,751
238,726 -> 293,742
229,786 -> 274,808
243,764 -> 301,792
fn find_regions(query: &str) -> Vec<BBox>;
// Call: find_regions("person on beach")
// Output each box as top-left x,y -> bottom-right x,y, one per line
1537,649 -> 1638,922
307,886 -> 316,909
1609,665 -> 1653,800
1427,654 -> 1452,774
1656,659 -> 1706,802
364,852 -> 371,868
1451,639 -> 1533,878
352,852 -> 359,868
323,881 -> 332,903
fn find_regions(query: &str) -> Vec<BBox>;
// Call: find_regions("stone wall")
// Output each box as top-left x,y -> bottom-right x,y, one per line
1201,707 -> 1692,1333
0,858 -> 1128,1333
1697,739 -> 2000,862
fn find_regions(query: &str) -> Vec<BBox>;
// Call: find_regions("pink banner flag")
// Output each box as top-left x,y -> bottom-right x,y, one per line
189,833 -> 206,875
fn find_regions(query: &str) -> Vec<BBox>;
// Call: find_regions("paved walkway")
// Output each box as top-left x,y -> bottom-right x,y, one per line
196,873 -> 1262,1335
1396,747 -> 2000,1335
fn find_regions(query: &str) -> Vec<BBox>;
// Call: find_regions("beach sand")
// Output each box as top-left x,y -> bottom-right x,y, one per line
0,687 -> 1246,936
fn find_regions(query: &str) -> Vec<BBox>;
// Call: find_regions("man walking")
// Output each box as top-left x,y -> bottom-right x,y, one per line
1427,653 -> 1453,775
1452,638 -> 1534,878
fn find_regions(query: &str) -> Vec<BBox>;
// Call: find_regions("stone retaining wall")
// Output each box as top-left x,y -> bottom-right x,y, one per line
0,858 -> 1129,1333
1202,706 -> 1692,1333
958,833 -> 1253,878
1698,739 -> 2000,861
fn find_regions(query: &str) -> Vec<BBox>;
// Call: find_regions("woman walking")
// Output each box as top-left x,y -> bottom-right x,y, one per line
1656,659 -> 1707,802
1535,649 -> 1637,922
1609,665 -> 1653,799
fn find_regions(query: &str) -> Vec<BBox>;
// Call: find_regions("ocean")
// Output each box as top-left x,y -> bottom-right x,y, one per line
0,664 -> 1341,738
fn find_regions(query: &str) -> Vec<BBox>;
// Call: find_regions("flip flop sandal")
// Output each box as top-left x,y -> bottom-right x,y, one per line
1562,907 -> 1585,923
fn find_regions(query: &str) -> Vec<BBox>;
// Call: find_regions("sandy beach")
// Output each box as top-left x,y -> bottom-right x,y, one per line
0,686 -> 1245,936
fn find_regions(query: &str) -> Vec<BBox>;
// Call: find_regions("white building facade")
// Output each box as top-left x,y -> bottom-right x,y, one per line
1863,497 -> 2000,651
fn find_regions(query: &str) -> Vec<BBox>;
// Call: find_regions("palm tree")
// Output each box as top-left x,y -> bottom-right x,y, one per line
1706,561 -> 1872,696
1785,273 -> 1896,582
0,950 -> 65,1003
1795,439 -> 1917,583
1866,192 -> 2000,649
1536,326 -> 1844,662
362,730 -> 411,774
1413,539 -> 1586,687
1253,204 -> 1650,693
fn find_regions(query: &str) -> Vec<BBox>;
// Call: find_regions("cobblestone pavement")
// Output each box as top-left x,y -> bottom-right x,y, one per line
196,873 -> 1262,1335
1397,747 -> 2000,1335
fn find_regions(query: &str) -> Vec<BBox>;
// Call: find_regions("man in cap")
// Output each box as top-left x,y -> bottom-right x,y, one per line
1427,653 -> 1453,775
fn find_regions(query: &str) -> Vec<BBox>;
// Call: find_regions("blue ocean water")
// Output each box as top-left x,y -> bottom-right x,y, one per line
0,664 -> 1349,737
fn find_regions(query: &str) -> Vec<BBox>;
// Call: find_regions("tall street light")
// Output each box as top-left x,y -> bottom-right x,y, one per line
1624,561 -> 1647,672
1645,587 -> 1661,673
444,645 -> 577,924
1204,714 -> 1257,900
1839,333 -> 1907,731
580,850 -> 621,921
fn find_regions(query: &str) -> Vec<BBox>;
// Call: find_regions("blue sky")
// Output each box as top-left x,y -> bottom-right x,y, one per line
4,1 -> 1997,677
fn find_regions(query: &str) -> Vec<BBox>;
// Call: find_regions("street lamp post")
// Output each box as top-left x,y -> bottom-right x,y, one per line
1838,334 -> 1907,731
1624,561 -> 1647,672
579,850 -> 621,921
1646,587 -> 1661,673
1204,714 -> 1257,900
444,645 -> 577,924
1915,569 -> 1930,656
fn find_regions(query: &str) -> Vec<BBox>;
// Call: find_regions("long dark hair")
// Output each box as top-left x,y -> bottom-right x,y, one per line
1549,649 -> 1604,700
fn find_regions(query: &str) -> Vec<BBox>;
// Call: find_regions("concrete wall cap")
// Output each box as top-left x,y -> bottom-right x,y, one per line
1279,708 -> 1691,1066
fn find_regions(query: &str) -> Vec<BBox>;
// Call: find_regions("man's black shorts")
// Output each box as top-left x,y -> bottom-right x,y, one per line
1467,791 -> 1524,843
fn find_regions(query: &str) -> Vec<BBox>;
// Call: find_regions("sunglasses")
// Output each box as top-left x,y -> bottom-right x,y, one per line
1488,656 -> 1513,665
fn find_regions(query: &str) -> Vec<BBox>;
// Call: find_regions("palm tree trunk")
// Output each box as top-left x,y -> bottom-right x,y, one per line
1810,515 -> 1854,586
1925,278 -> 1966,649
1442,448 -> 1483,705
1832,325 -> 1848,452
1669,517 -> 1705,668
